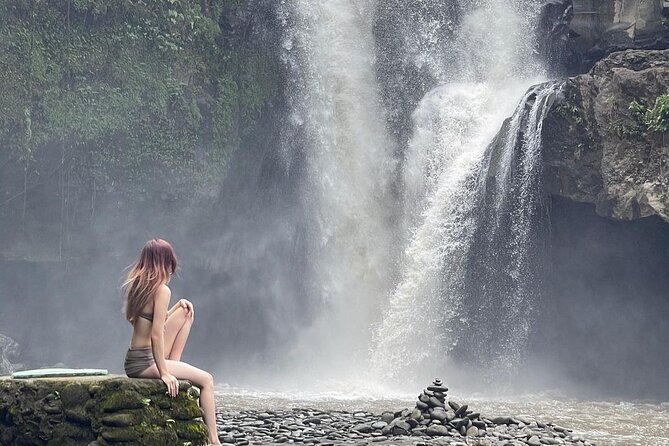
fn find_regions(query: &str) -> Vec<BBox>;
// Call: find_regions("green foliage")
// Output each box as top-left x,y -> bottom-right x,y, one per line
0,0 -> 275,201
628,92 -> 669,133
556,103 -> 583,125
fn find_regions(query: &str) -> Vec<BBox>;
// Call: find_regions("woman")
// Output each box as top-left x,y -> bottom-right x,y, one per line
122,238 -> 221,446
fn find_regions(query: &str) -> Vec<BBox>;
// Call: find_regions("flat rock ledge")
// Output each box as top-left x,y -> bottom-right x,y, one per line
0,374 -> 208,446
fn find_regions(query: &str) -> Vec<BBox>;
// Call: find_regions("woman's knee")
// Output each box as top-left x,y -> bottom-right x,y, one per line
191,369 -> 214,390
201,371 -> 214,388
165,361 -> 212,387
179,304 -> 195,323
168,305 -> 193,328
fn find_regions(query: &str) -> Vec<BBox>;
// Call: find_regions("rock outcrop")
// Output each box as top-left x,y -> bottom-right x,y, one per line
539,0 -> 669,74
541,49 -> 669,222
0,375 -> 208,446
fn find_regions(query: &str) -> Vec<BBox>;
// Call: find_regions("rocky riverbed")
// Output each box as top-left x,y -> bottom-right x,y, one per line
214,379 -> 595,446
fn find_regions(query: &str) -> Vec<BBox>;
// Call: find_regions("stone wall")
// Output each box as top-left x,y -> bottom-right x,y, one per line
0,375 -> 208,446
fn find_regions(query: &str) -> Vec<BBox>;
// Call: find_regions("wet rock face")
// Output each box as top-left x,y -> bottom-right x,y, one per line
539,0 -> 668,74
0,375 -> 207,446
542,49 -> 669,222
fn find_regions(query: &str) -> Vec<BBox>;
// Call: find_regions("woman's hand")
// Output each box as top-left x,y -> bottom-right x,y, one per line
161,373 -> 179,397
179,298 -> 194,318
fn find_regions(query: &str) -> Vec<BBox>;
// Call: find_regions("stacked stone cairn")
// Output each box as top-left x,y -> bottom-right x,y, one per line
366,377 -> 487,439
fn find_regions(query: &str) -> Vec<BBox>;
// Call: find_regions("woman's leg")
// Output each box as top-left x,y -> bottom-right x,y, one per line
138,360 -> 220,445
164,305 -> 194,361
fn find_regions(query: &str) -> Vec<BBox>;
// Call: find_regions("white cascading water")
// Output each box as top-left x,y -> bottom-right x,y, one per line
460,81 -> 562,377
279,0 -> 398,382
280,0 -> 555,388
370,1 -> 546,383
0,333 -> 21,375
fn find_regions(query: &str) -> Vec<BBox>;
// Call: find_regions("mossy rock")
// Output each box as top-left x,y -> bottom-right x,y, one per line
168,401 -> 204,421
0,426 -> 17,445
100,422 -> 181,445
63,407 -> 91,424
150,394 -> 173,410
0,375 -> 208,446
174,420 -> 209,441
100,390 -> 150,413
101,426 -> 141,442
60,382 -> 92,408
50,422 -> 96,444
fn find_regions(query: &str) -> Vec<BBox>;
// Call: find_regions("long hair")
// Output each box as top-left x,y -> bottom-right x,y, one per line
122,238 -> 177,323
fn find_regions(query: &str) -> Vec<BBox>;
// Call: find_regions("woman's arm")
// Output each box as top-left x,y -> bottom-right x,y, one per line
167,301 -> 179,318
150,285 -> 171,377
151,285 -> 179,396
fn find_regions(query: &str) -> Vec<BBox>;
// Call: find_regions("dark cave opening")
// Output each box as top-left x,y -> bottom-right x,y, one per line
530,196 -> 669,399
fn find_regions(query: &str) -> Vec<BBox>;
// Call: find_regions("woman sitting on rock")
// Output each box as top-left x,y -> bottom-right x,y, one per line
122,238 -> 221,445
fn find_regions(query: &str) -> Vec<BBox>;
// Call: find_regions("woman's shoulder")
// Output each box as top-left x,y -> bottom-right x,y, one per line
157,283 -> 171,296
152,284 -> 171,309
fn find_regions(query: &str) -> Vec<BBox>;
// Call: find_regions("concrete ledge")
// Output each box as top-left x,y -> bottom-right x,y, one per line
0,374 -> 208,446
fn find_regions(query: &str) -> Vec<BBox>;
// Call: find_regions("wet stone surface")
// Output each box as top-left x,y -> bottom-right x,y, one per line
215,379 -> 595,446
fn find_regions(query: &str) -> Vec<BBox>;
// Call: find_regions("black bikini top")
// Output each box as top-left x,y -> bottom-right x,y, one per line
138,312 -> 154,322
137,312 -> 167,322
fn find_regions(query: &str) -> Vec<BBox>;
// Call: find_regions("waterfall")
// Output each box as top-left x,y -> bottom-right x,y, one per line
370,1 -> 549,384
371,81 -> 562,384
0,333 -> 21,375
459,81 -> 562,376
279,0 -> 398,378
278,0 -> 560,387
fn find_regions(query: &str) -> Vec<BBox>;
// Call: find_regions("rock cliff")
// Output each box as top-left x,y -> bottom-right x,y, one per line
539,0 -> 668,74
541,49 -> 669,222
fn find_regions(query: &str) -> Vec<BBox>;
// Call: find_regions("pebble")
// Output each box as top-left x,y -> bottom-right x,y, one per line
425,424 -> 450,436
352,423 -> 372,433
211,378 -> 595,446
371,421 -> 387,429
428,396 -> 445,408
528,435 -> 542,445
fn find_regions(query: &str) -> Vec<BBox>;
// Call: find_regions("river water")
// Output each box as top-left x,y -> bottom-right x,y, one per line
214,387 -> 669,446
